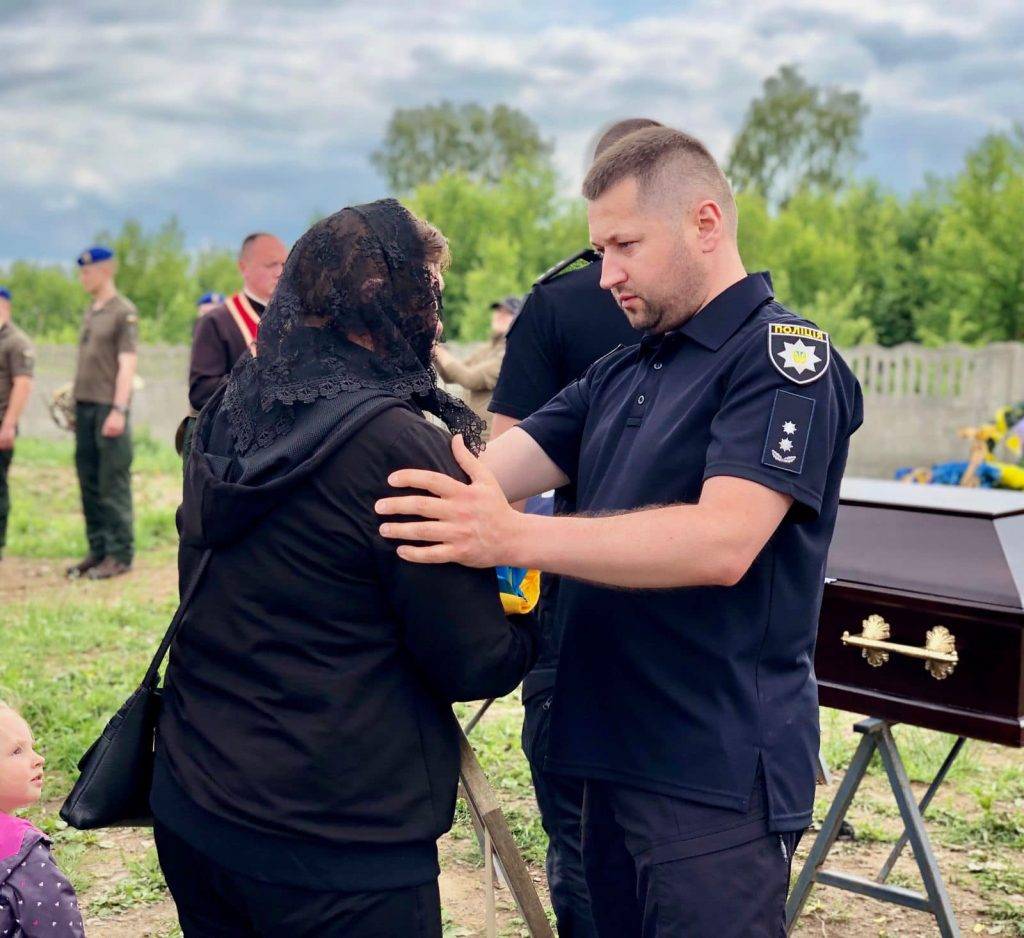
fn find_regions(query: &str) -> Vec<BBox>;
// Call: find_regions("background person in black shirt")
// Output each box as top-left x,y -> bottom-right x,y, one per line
487,118 -> 653,938
152,201 -> 539,938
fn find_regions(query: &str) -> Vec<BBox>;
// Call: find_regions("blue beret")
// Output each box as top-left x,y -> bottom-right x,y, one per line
197,292 -> 226,307
0,287 -> 10,301
77,246 -> 114,266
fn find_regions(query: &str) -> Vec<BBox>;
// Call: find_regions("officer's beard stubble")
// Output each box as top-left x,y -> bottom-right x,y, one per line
615,244 -> 708,337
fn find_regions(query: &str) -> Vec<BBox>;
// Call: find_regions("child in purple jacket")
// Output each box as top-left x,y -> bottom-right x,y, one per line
0,702 -> 84,937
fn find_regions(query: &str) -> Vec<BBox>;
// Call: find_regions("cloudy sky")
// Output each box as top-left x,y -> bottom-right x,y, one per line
2,0 -> 1022,262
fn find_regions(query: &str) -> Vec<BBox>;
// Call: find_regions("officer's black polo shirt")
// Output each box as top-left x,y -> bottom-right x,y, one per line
518,272 -> 863,831
489,260 -> 641,699
489,261 -> 641,421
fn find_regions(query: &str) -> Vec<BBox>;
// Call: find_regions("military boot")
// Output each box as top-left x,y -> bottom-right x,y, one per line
66,555 -> 103,578
86,556 -> 131,580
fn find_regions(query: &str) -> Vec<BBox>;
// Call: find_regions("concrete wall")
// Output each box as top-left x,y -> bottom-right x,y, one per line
841,342 -> 1024,478
21,344 -> 191,444
18,342 -> 1024,480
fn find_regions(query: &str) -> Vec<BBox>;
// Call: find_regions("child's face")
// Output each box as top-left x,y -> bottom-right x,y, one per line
0,710 -> 45,813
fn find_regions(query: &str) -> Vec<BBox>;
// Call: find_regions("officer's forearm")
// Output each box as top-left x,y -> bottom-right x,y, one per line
488,413 -> 526,511
113,352 -> 137,408
506,477 -> 793,589
489,413 -> 521,440
0,376 -> 32,431
481,426 -> 568,503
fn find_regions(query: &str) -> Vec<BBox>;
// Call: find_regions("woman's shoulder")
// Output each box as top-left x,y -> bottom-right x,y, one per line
335,402 -> 461,480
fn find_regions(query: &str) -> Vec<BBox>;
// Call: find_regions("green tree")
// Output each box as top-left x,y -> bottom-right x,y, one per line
915,128 -> 1024,345
405,166 -> 587,339
97,218 -> 196,343
372,101 -> 553,192
727,65 -> 868,208
193,247 -> 240,299
737,189 -> 875,347
0,261 -> 85,342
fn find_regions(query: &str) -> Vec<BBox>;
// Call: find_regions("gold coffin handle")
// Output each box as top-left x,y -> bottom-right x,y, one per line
841,614 -> 958,680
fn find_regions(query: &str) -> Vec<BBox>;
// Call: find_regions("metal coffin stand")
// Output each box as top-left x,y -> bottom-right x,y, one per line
786,719 -> 964,937
787,479 -> 1024,937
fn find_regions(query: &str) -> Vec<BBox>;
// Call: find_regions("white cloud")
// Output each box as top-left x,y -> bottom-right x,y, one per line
0,0 -> 1021,259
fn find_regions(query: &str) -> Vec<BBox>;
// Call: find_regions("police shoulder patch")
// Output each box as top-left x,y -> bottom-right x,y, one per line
767,322 -> 830,385
762,390 -> 815,474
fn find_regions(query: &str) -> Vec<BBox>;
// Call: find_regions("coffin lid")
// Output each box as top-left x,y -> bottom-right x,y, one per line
827,478 -> 1024,610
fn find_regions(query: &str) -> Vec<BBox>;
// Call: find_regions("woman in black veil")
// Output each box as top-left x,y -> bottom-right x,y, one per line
152,200 -> 539,936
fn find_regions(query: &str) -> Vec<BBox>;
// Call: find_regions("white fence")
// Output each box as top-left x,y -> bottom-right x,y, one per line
19,342 -> 1024,480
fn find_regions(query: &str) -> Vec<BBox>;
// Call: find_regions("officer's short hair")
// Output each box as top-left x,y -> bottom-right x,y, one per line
582,127 -> 738,236
239,232 -> 276,261
592,118 -> 663,161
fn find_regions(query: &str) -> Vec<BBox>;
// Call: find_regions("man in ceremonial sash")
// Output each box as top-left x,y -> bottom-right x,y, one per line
182,233 -> 287,463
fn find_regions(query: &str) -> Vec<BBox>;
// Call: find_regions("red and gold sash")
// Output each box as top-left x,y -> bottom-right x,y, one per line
226,293 -> 260,356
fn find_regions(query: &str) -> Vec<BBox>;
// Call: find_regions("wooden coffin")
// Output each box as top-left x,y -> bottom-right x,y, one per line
817,479 -> 1024,746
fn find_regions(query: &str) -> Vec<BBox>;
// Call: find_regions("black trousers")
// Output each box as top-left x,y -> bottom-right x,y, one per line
522,691 -> 597,937
0,447 -> 11,554
154,822 -> 443,938
74,402 -> 133,563
580,771 -> 801,938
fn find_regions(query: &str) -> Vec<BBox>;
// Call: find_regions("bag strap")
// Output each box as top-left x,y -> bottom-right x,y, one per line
141,548 -> 213,689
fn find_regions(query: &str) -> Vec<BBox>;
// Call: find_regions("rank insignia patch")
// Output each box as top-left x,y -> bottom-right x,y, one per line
762,390 -> 815,474
768,323 -> 830,385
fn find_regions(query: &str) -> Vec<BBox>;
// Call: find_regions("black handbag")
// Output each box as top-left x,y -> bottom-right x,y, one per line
60,549 -> 213,829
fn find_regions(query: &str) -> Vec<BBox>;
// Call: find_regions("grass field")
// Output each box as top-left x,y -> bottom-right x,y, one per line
2,437 -> 1023,936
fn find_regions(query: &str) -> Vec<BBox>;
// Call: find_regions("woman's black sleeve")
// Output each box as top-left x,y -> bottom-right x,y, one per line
369,420 -> 540,702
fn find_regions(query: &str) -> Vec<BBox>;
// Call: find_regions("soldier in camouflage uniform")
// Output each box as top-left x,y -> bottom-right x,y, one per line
0,286 -> 35,561
66,246 -> 138,580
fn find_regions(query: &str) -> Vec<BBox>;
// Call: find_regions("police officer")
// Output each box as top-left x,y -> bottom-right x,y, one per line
67,246 -> 139,580
181,234 -> 287,465
0,286 -> 35,562
378,127 -> 863,935
487,120 -> 653,937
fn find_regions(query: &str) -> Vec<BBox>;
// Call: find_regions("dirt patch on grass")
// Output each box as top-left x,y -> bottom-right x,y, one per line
84,901 -> 180,938
0,553 -> 179,606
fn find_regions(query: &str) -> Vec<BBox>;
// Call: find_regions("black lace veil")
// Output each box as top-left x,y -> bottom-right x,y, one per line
222,199 -> 485,455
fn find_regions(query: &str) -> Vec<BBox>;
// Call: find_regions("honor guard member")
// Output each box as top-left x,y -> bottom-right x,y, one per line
432,295 -> 521,439
173,293 -> 225,457
377,127 -> 863,936
182,234 -> 286,464
0,287 -> 35,561
486,119 -> 651,938
67,246 -> 139,580
195,291 -> 226,318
